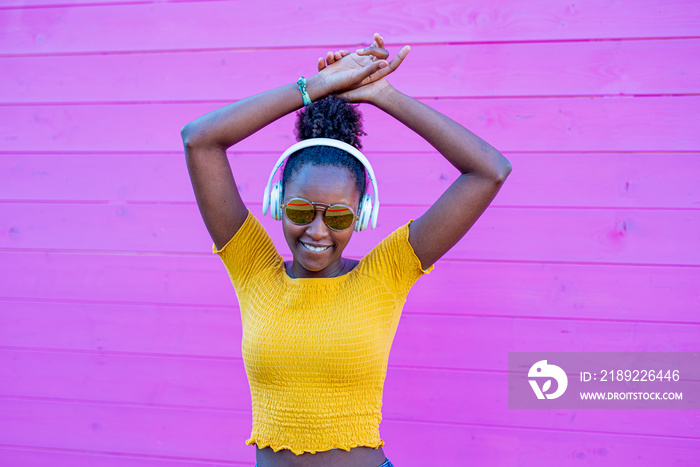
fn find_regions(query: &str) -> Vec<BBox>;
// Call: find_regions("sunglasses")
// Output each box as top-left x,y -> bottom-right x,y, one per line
283,197 -> 357,231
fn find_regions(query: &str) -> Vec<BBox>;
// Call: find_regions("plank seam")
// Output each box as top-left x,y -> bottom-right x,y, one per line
1,150 -> 699,156
2,199 -> 699,211
0,394 -> 251,414
2,247 -> 699,269
385,417 -> 700,441
3,93 -> 700,107
0,0 -> 233,11
0,442 -> 249,465
3,347 -> 700,374
0,345 -> 243,362
1,35 -> 700,57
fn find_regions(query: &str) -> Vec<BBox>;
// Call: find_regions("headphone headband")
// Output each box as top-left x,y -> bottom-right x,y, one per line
262,138 -> 380,229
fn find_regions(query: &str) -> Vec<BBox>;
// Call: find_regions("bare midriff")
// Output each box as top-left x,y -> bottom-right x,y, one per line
255,446 -> 387,467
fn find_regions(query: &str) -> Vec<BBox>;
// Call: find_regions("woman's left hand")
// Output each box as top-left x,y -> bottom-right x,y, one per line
317,33 -> 410,103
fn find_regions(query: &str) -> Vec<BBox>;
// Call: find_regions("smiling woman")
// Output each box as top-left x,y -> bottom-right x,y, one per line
180,33 -> 511,467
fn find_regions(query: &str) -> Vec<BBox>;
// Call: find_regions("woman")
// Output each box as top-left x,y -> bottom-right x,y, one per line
181,34 -> 511,467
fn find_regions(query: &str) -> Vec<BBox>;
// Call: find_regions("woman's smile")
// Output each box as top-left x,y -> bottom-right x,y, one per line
300,241 -> 332,252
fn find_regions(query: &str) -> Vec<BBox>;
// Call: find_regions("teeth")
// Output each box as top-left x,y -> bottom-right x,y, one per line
301,242 -> 330,252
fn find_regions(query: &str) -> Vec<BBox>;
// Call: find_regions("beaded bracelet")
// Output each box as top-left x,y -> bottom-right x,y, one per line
297,76 -> 312,106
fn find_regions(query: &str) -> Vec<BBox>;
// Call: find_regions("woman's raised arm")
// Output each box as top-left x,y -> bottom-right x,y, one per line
181,80 -> 325,249
335,36 -> 512,269
376,88 -> 512,270
180,55 -> 394,249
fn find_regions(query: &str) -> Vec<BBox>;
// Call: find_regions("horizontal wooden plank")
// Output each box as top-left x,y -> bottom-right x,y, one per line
0,153 -> 195,203
2,152 -> 698,209
0,349 -> 250,410
2,203 -> 699,265
2,0 -> 699,55
2,350 -> 698,439
406,261 -> 700,323
390,315 -> 700,368
1,252 -> 698,323
2,96 -> 699,153
1,398 -> 698,466
0,398 -> 250,461
497,152 -> 700,209
3,39 -> 700,103
0,301 -> 240,357
4,301 -> 698,361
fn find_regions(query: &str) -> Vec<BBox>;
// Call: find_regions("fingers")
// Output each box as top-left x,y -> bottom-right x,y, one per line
387,45 -> 411,71
373,33 -> 385,49
356,45 -> 390,60
321,49 -> 350,68
369,44 -> 411,81
357,58 -> 389,81
363,32 -> 386,55
357,33 -> 390,60
369,32 -> 384,48
392,45 -> 411,68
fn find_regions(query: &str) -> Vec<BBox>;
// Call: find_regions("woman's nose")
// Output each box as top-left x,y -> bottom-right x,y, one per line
305,210 -> 329,238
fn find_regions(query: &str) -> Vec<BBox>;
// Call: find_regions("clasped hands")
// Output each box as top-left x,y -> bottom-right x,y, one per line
315,33 -> 410,103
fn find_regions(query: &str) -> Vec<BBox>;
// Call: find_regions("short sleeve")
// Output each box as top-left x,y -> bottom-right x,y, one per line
213,210 -> 281,292
360,220 -> 434,299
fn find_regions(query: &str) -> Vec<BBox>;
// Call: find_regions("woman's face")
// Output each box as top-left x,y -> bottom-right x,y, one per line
282,164 -> 361,279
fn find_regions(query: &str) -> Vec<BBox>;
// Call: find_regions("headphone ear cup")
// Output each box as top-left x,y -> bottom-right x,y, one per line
354,194 -> 373,231
269,182 -> 283,221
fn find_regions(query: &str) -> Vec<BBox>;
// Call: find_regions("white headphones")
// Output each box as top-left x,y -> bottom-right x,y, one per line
262,138 -> 380,231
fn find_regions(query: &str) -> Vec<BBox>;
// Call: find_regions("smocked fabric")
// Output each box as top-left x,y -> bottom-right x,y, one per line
214,210 -> 433,455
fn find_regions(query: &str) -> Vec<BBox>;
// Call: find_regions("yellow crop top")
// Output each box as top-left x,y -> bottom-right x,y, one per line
214,210 -> 433,455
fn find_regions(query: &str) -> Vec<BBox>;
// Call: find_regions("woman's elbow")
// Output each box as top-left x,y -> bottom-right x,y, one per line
497,158 -> 513,183
487,152 -> 512,185
180,122 -> 197,148
181,122 -> 212,153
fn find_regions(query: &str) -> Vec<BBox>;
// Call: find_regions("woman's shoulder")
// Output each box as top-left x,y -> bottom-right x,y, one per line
355,221 -> 434,293
214,210 -> 283,290
214,210 -> 274,254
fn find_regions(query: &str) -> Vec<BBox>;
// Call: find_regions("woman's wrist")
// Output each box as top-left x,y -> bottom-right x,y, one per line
370,82 -> 399,108
305,74 -> 332,104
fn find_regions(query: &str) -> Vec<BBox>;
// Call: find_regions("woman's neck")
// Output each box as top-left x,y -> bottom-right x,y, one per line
286,258 -> 358,279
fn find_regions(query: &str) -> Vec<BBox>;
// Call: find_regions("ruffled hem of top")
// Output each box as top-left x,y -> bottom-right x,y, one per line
246,437 -> 385,456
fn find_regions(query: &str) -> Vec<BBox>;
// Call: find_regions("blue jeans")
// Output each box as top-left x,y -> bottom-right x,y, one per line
255,459 -> 394,467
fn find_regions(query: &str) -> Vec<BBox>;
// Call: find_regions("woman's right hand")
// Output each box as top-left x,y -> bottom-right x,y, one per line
316,33 -> 410,103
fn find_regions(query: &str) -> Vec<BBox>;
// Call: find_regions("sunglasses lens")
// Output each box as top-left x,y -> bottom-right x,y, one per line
325,205 -> 355,231
285,198 -> 315,225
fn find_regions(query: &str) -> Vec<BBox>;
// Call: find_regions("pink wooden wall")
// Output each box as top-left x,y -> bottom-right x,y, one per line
1,0 -> 699,465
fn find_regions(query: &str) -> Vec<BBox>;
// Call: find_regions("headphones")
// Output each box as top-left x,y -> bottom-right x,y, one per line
262,138 -> 380,231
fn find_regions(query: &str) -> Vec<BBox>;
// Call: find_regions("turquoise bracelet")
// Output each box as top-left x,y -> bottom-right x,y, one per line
297,76 -> 312,106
